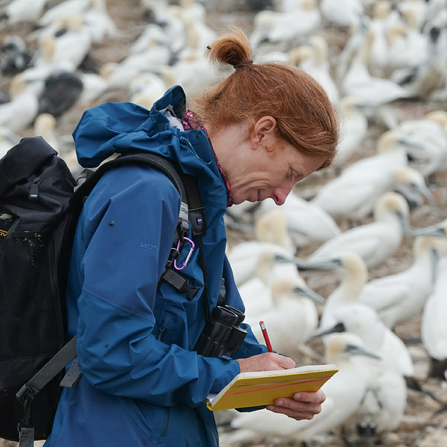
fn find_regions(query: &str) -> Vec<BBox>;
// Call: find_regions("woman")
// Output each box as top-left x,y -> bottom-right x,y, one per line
45,28 -> 338,446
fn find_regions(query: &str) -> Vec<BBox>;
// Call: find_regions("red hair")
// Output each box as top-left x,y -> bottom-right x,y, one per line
191,28 -> 339,169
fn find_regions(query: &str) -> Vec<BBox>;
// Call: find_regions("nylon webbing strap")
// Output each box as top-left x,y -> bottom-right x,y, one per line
16,336 -> 78,400
18,427 -> 34,447
177,172 -> 206,236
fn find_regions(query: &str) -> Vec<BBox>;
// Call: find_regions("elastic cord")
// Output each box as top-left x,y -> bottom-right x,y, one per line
234,59 -> 253,69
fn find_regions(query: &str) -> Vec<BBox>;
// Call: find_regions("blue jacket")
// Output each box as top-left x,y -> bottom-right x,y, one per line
44,86 -> 266,447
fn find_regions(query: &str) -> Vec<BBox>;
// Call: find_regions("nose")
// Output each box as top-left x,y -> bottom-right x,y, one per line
272,183 -> 294,206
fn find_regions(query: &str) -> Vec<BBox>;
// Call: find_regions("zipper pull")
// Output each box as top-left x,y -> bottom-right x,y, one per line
29,178 -> 42,201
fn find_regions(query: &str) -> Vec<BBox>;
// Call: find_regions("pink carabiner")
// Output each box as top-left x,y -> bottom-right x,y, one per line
174,237 -> 195,271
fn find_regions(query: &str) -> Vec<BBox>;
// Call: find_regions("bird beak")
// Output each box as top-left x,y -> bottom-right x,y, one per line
312,322 -> 346,338
411,182 -> 434,205
430,247 -> 439,285
398,138 -> 423,149
274,254 -> 307,269
411,225 -> 446,238
293,285 -> 325,304
346,344 -> 381,360
395,211 -> 411,237
299,258 -> 343,272
287,225 -> 307,236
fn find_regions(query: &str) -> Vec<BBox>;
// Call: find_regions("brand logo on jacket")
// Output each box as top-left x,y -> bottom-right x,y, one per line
140,242 -> 158,251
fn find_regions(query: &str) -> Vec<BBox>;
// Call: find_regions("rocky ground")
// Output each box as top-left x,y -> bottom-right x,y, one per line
1,0 -> 447,446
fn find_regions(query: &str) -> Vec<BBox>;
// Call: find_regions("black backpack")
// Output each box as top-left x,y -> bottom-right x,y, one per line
0,136 -> 205,446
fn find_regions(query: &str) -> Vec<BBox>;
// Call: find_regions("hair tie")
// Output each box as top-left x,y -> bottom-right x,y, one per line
234,59 -> 253,69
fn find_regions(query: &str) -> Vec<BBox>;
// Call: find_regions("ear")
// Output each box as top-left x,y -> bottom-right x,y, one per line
250,116 -> 278,150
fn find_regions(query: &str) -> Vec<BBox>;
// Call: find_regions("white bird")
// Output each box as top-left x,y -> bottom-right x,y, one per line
393,23 -> 447,100
238,251 -> 302,317
260,194 -> 341,249
83,0 -> 118,44
128,72 -> 168,110
307,192 -> 410,269
0,74 -> 39,133
367,1 -> 392,78
342,28 -> 412,106
316,305 -> 416,379
246,276 -> 324,360
33,113 -> 59,152
0,126 -> 21,159
305,252 -> 368,332
386,19 -> 427,74
311,131 -> 432,221
221,333 -> 380,446
250,0 -> 321,48
290,36 -> 340,104
394,110 -> 447,177
341,361 -> 407,441
358,236 -> 447,329
320,0 -> 363,29
4,0 -> 47,24
332,96 -> 368,168
104,42 -> 171,91
422,256 -> 447,382
129,24 -> 170,55
33,15 -> 92,71
37,0 -> 90,27
228,211 -> 302,287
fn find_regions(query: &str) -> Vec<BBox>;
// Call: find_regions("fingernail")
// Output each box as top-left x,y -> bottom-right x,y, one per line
294,393 -> 301,400
276,400 -> 283,406
267,405 -> 274,411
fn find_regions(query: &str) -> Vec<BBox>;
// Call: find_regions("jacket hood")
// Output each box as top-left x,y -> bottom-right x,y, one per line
72,85 -> 226,207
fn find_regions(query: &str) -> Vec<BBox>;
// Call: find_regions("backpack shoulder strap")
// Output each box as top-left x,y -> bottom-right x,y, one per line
73,153 -> 190,239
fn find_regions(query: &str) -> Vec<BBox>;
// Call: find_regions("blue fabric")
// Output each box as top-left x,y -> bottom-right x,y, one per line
44,86 -> 266,447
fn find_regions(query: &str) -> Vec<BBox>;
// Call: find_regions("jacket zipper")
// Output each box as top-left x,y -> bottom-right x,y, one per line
156,325 -> 166,341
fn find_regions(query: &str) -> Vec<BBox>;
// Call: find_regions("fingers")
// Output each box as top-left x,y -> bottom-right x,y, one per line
266,390 -> 326,421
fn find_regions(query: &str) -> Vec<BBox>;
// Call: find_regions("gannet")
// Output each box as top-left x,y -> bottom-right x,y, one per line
304,252 -> 368,332
290,36 -> 340,105
0,126 -> 21,159
342,28 -> 412,105
37,0 -> 90,27
0,74 -> 39,133
332,96 -> 368,169
221,333 -> 380,446
394,110 -> 447,177
83,0 -> 118,44
422,256 -> 447,382
239,251 -> 302,317
320,0 -> 363,29
246,276 -> 324,360
33,113 -> 59,151
311,131 -> 431,221
228,208 -> 304,286
315,305 -> 416,379
358,236 -> 447,329
393,24 -> 446,100
307,192 -> 410,268
4,0 -> 47,24
260,194 -> 341,249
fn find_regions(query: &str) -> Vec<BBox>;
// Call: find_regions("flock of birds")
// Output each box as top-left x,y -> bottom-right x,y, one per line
0,0 -> 447,446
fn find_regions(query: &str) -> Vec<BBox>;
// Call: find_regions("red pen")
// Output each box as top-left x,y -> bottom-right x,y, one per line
259,320 -> 273,352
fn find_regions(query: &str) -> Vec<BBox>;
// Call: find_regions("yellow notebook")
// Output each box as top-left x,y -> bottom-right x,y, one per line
206,364 -> 338,411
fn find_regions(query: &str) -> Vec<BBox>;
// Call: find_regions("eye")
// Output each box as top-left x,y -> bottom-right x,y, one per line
287,169 -> 298,181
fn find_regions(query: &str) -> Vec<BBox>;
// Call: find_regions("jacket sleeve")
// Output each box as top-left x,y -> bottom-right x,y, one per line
75,165 -> 240,408
221,256 -> 269,359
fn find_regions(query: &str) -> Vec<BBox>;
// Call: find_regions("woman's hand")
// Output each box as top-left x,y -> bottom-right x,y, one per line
236,352 -> 296,373
266,390 -> 326,421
